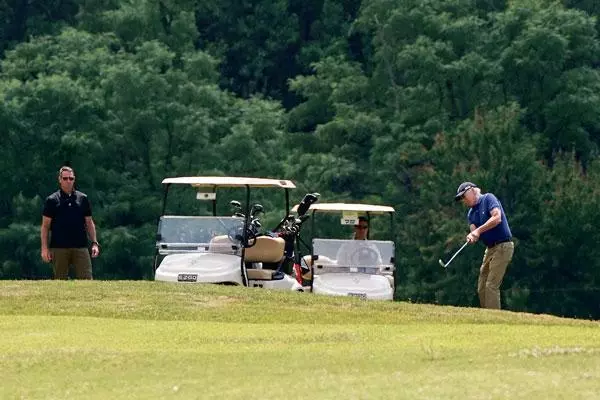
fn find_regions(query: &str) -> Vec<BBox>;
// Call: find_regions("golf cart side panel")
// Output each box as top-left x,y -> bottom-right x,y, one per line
248,274 -> 304,291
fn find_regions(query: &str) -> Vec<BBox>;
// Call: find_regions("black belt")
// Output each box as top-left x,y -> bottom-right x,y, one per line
487,238 -> 512,248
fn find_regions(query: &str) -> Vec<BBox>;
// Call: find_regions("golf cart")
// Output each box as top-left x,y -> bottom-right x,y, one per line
153,176 -> 318,291
294,203 -> 396,300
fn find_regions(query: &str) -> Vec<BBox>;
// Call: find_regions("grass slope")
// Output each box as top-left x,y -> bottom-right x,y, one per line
1,281 -> 599,399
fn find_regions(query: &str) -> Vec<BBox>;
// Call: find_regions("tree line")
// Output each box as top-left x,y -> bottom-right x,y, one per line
1,0 -> 599,319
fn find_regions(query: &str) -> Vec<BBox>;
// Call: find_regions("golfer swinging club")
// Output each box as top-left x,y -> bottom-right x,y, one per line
455,182 -> 514,309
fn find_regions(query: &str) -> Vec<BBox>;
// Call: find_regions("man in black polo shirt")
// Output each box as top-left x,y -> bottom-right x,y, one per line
455,182 -> 514,309
40,166 -> 100,279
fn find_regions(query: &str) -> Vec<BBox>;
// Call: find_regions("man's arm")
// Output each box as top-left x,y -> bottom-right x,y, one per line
467,208 -> 502,243
84,216 -> 97,242
41,216 -> 52,262
85,216 -> 100,258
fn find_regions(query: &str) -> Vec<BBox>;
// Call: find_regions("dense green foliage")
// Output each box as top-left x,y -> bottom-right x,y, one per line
0,0 -> 599,319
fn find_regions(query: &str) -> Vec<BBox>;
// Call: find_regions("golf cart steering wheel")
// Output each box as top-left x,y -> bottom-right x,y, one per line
227,226 -> 243,244
349,246 -> 381,266
227,226 -> 258,248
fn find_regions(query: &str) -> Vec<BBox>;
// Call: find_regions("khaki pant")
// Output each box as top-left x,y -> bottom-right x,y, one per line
51,248 -> 93,280
478,242 -> 514,309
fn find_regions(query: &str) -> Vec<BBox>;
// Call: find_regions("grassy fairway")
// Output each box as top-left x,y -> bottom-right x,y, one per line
1,281 -> 599,399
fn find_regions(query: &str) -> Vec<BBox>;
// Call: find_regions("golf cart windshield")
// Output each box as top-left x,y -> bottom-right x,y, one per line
312,239 -> 395,274
156,216 -> 244,255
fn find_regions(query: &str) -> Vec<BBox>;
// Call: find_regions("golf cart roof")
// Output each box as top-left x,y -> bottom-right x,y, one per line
292,203 -> 395,214
161,176 -> 296,189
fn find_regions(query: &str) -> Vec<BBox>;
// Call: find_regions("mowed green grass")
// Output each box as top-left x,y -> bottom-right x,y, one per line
1,281 -> 599,400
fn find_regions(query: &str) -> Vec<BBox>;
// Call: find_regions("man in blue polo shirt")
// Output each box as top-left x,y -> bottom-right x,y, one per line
455,182 -> 514,309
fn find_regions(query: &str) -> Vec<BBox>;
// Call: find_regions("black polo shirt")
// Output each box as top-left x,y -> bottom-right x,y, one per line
43,190 -> 92,248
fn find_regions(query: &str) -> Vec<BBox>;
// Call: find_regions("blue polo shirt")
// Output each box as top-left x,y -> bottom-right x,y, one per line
467,193 -> 512,247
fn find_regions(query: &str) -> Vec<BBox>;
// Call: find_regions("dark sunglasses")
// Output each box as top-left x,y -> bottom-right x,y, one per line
61,177 -> 75,181
354,225 -> 368,230
459,187 -> 474,199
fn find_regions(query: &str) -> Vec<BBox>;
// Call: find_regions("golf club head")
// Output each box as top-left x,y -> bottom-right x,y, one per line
251,204 -> 264,216
438,259 -> 446,268
296,192 -> 320,216
230,200 -> 242,211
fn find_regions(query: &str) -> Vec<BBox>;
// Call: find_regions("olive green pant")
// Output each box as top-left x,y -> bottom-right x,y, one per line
477,242 -> 514,309
51,248 -> 93,280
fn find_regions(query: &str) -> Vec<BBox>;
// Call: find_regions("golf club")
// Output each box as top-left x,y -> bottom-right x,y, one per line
438,240 -> 469,268
230,200 -> 242,212
250,203 -> 264,217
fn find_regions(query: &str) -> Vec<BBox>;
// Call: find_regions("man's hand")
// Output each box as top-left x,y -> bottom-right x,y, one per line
91,243 -> 100,258
41,247 -> 52,263
466,230 -> 480,243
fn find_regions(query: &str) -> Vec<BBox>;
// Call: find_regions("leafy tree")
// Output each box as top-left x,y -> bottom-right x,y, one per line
522,155 -> 600,318
195,0 -> 300,99
0,0 -> 79,55
497,1 -> 600,162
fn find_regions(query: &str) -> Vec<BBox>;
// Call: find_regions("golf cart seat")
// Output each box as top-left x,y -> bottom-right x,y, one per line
245,236 -> 286,281
208,235 -> 237,253
245,236 -> 285,263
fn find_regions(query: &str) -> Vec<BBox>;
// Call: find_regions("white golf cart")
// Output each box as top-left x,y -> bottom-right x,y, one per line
294,203 -> 396,300
154,176 -> 317,291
